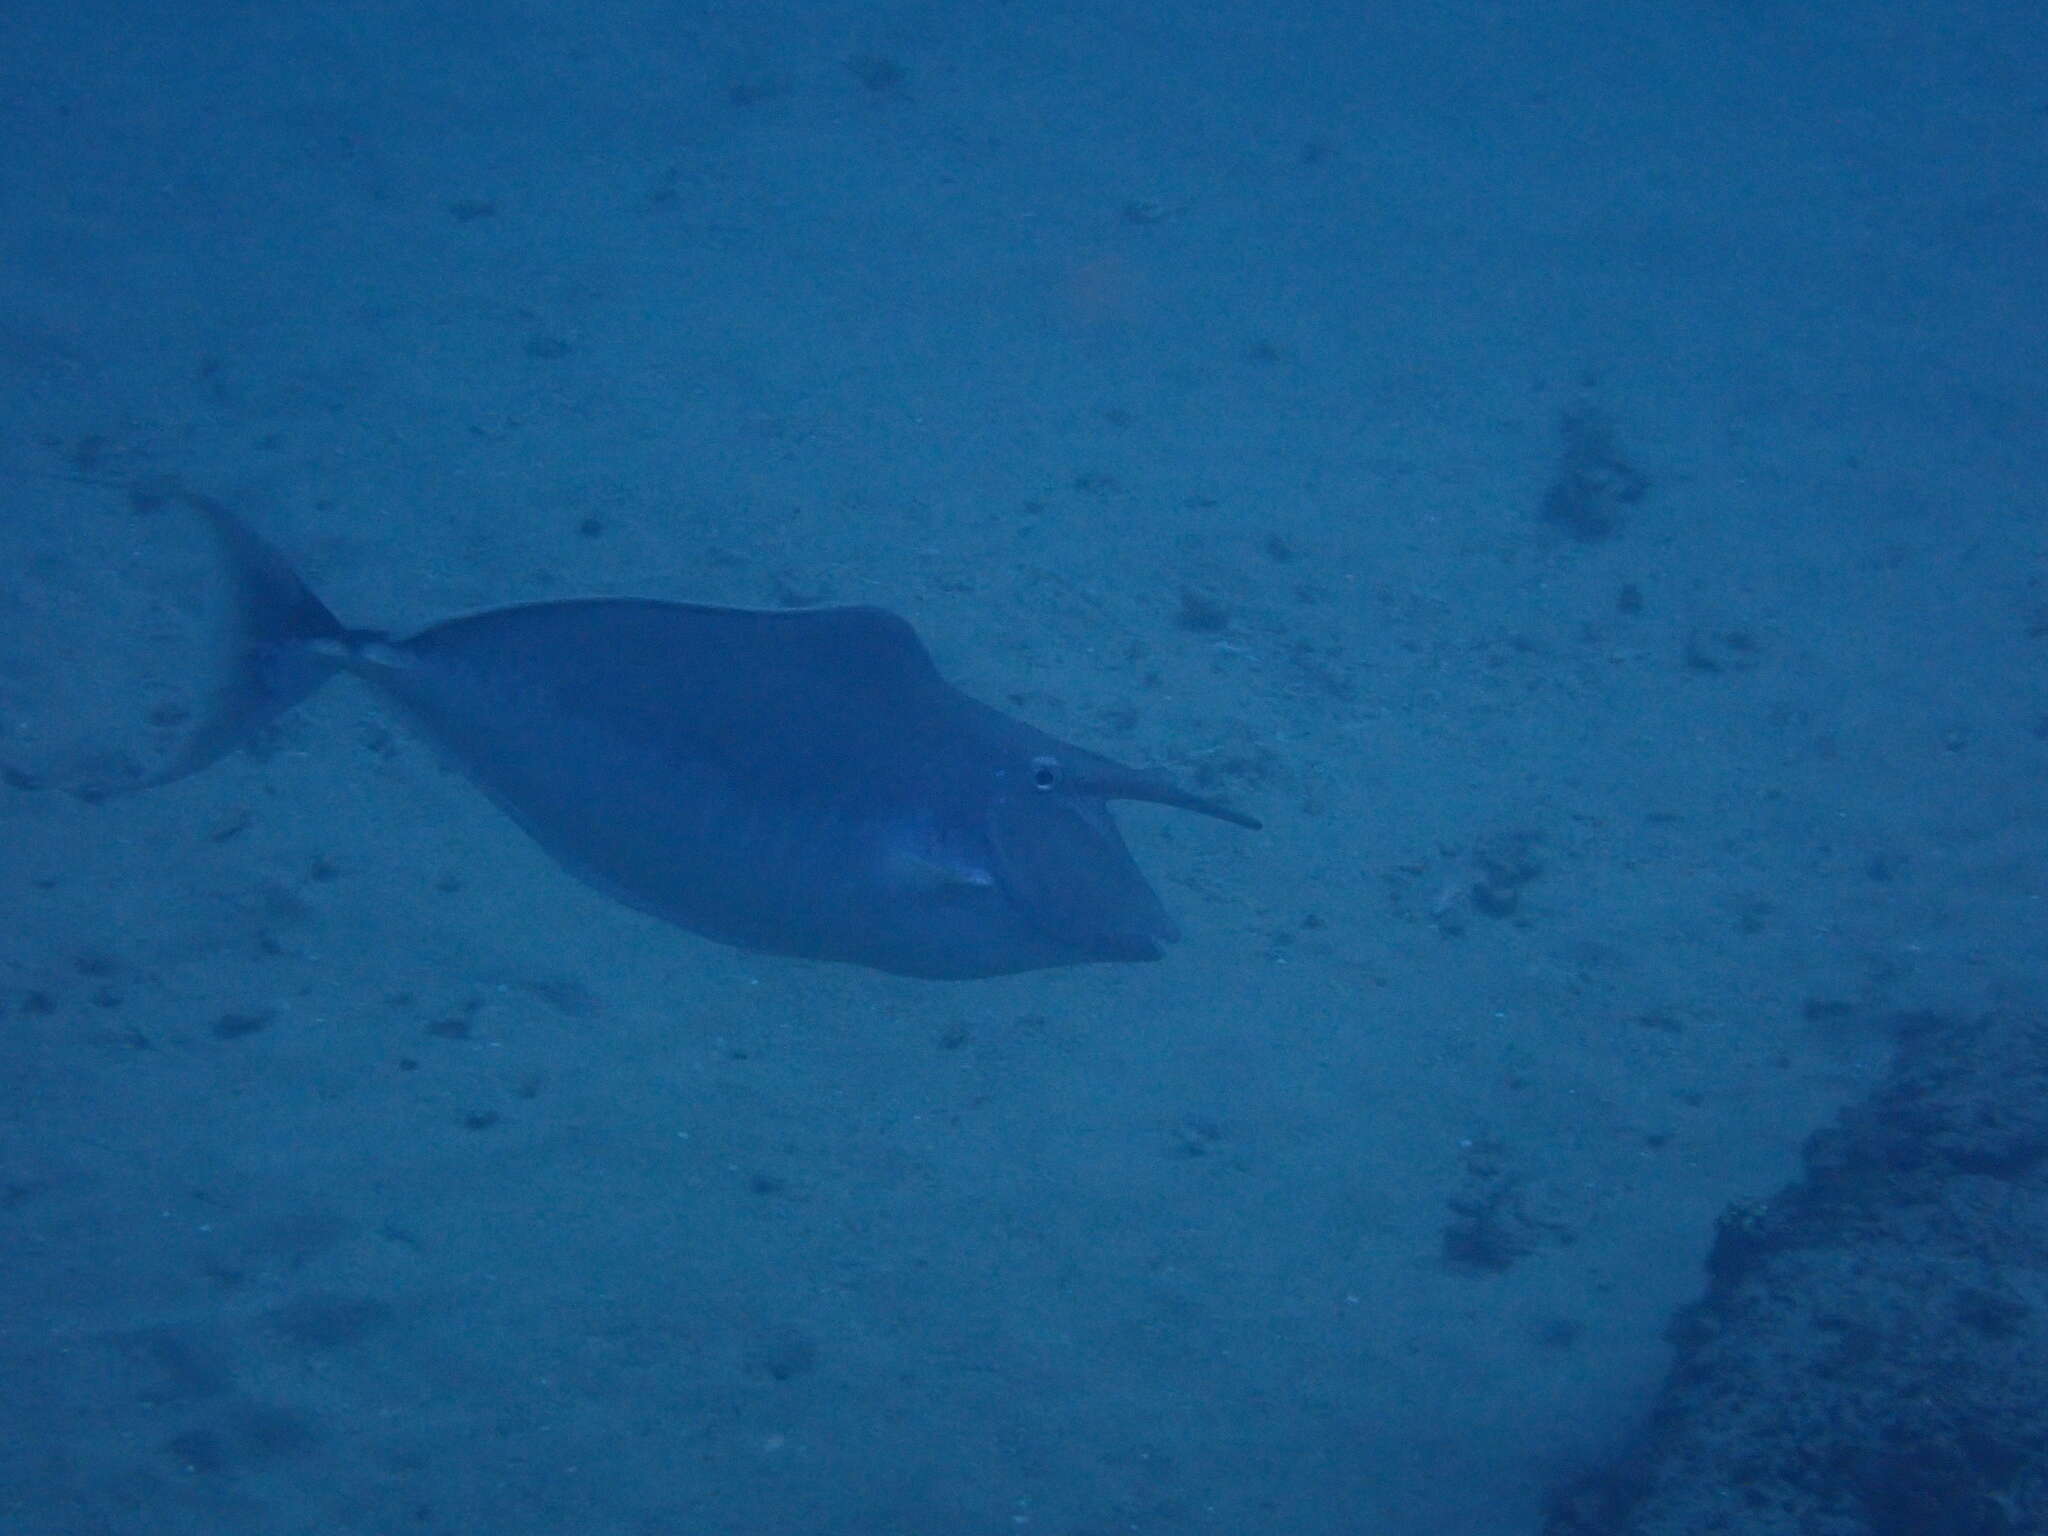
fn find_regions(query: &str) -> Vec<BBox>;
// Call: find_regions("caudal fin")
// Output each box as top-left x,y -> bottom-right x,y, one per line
125,488 -> 350,790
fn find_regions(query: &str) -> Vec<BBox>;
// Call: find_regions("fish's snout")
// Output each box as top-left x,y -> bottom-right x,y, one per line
1033,747 -> 1261,832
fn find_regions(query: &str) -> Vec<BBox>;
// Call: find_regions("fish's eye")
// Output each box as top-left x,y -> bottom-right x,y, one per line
1029,755 -> 1062,792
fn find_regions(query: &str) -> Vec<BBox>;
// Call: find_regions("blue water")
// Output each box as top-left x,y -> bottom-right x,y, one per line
3,2 -> 2042,1532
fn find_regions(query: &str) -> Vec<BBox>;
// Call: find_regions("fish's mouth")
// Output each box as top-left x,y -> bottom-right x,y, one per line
986,793 -> 1178,953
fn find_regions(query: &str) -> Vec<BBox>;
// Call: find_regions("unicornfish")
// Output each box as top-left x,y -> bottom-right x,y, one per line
55,491 -> 1259,979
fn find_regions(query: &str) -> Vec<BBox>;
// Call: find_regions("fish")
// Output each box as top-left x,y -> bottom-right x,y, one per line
56,490 -> 1259,979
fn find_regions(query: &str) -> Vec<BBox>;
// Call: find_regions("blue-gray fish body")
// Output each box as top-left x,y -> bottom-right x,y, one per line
126,494 -> 1257,979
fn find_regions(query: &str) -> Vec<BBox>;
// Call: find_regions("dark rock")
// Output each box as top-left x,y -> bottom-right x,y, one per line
1544,1013 -> 2048,1534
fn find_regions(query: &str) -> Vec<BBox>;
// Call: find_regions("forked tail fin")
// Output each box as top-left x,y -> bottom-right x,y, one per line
6,486 -> 353,798
119,488 -> 351,790
0,483 -> 352,802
